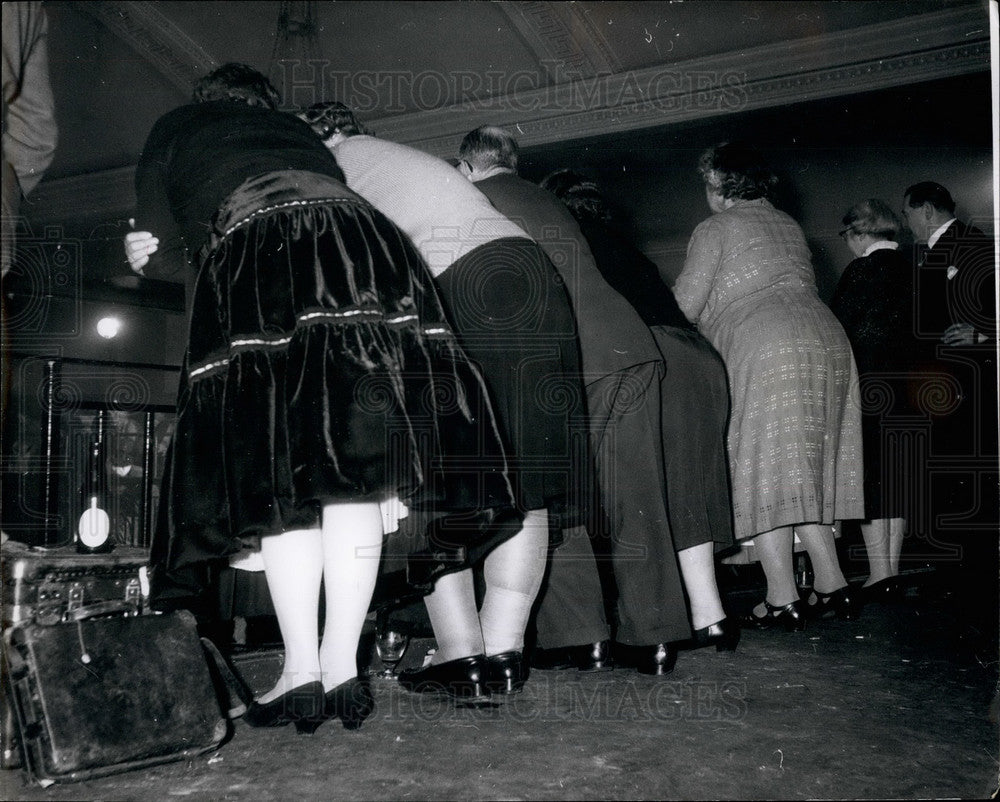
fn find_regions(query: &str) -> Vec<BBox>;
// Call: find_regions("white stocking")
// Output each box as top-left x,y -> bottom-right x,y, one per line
318,501 -> 384,690
259,527 -> 324,702
677,541 -> 726,630
479,508 -> 549,656
422,568 -> 484,664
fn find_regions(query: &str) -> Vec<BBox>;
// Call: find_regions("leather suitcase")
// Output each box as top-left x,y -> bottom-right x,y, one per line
5,609 -> 228,784
2,545 -> 149,628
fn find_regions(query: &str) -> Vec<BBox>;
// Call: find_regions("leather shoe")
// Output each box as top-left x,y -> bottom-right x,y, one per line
741,599 -> 807,631
397,654 -> 490,702
615,642 -> 677,676
688,617 -> 741,652
530,640 -> 614,672
861,576 -> 903,605
806,585 -> 861,620
323,677 -> 375,731
244,681 -> 326,734
486,651 -> 528,695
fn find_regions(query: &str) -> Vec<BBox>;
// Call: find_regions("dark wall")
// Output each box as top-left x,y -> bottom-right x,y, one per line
520,74 -> 995,302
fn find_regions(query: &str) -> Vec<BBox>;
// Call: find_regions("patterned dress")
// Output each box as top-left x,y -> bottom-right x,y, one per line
674,198 -> 864,542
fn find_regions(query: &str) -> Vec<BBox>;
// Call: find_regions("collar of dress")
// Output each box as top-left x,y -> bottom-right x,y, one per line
861,240 -> 900,258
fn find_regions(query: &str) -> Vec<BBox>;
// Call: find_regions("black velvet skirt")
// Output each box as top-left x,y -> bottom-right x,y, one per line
149,171 -> 518,610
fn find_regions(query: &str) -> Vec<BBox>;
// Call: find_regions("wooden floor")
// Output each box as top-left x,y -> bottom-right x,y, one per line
3,567 -> 997,801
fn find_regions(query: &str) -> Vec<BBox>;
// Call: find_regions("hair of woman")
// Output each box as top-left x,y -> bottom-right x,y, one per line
539,168 -> 611,226
841,199 -> 902,241
298,101 -> 371,140
192,62 -> 281,110
698,142 -> 778,201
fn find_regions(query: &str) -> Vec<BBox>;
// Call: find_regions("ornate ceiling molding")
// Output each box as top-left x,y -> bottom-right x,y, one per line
26,4 -> 991,226
373,5 -> 990,156
73,0 -> 217,94
496,1 -> 623,78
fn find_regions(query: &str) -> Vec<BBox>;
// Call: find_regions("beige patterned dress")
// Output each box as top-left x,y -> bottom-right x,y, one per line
674,198 -> 864,542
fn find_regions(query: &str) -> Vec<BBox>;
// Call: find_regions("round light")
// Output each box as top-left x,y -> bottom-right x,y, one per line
96,316 -> 122,339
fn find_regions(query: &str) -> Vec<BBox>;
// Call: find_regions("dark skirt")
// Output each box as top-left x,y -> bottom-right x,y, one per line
149,171 -> 517,610
434,237 -> 586,520
652,325 -> 736,552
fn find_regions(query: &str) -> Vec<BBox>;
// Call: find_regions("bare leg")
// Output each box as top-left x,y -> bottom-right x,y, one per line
479,508 -> 549,655
422,568 -> 485,664
318,501 -> 384,691
259,527 -> 324,703
677,541 -> 726,630
861,517 -> 906,585
751,525 -> 798,617
795,523 -> 847,595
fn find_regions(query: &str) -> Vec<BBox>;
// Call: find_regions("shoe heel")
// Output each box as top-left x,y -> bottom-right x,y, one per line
294,718 -> 324,735
325,678 -> 375,731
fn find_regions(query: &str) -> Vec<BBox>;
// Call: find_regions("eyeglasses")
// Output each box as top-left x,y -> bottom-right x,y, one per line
838,228 -> 853,239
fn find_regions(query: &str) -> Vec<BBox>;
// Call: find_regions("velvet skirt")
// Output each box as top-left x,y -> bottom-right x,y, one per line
149,171 -> 517,609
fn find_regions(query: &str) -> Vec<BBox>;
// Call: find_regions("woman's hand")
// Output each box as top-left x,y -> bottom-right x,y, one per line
124,221 -> 159,274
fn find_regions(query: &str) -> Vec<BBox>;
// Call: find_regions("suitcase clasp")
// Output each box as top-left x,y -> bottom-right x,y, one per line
66,583 -> 85,614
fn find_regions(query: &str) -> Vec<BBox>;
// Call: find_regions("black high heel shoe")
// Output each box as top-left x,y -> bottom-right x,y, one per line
807,585 -> 861,620
861,576 -> 903,605
397,654 -> 491,702
486,651 -> 528,695
741,599 -> 806,631
615,642 -> 678,676
243,681 -> 326,734
322,677 -> 375,731
689,617 -> 741,652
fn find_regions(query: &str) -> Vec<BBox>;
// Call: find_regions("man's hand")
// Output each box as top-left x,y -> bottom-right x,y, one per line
124,221 -> 159,274
942,322 -> 978,346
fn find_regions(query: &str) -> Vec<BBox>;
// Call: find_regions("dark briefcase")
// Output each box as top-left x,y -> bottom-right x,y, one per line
6,609 -> 228,784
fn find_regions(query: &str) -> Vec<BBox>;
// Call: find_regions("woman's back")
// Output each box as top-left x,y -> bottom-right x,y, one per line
676,197 -> 820,337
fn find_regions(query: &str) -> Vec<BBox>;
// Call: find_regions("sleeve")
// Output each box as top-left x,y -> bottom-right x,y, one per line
132,115 -> 189,285
950,229 -> 997,342
2,2 -> 58,196
673,217 -> 724,325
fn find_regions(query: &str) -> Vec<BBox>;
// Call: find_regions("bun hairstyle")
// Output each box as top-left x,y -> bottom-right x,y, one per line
840,199 -> 902,241
193,62 -> 281,110
539,169 -> 611,226
698,142 -> 778,201
298,102 -> 372,140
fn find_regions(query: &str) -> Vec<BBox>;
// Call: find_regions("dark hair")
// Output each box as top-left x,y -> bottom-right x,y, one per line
903,181 -> 955,215
458,125 -> 518,172
841,199 -> 901,240
698,142 -> 777,201
298,102 -> 372,140
192,63 -> 281,109
539,169 -> 611,226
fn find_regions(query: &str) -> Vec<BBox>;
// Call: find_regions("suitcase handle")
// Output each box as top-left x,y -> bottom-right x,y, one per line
64,600 -> 139,622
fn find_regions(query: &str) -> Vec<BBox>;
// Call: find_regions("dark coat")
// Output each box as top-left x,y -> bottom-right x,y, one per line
474,172 -> 661,381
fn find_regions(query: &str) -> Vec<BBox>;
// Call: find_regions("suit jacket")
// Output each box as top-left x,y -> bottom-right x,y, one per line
914,218 -> 996,343
475,172 -> 661,381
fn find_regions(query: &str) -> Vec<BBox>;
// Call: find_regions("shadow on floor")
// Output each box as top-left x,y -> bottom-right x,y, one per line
3,567 -> 998,802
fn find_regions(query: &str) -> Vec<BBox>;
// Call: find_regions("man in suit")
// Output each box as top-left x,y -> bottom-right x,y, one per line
458,125 -> 692,675
902,181 -> 997,648
903,181 -> 995,347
